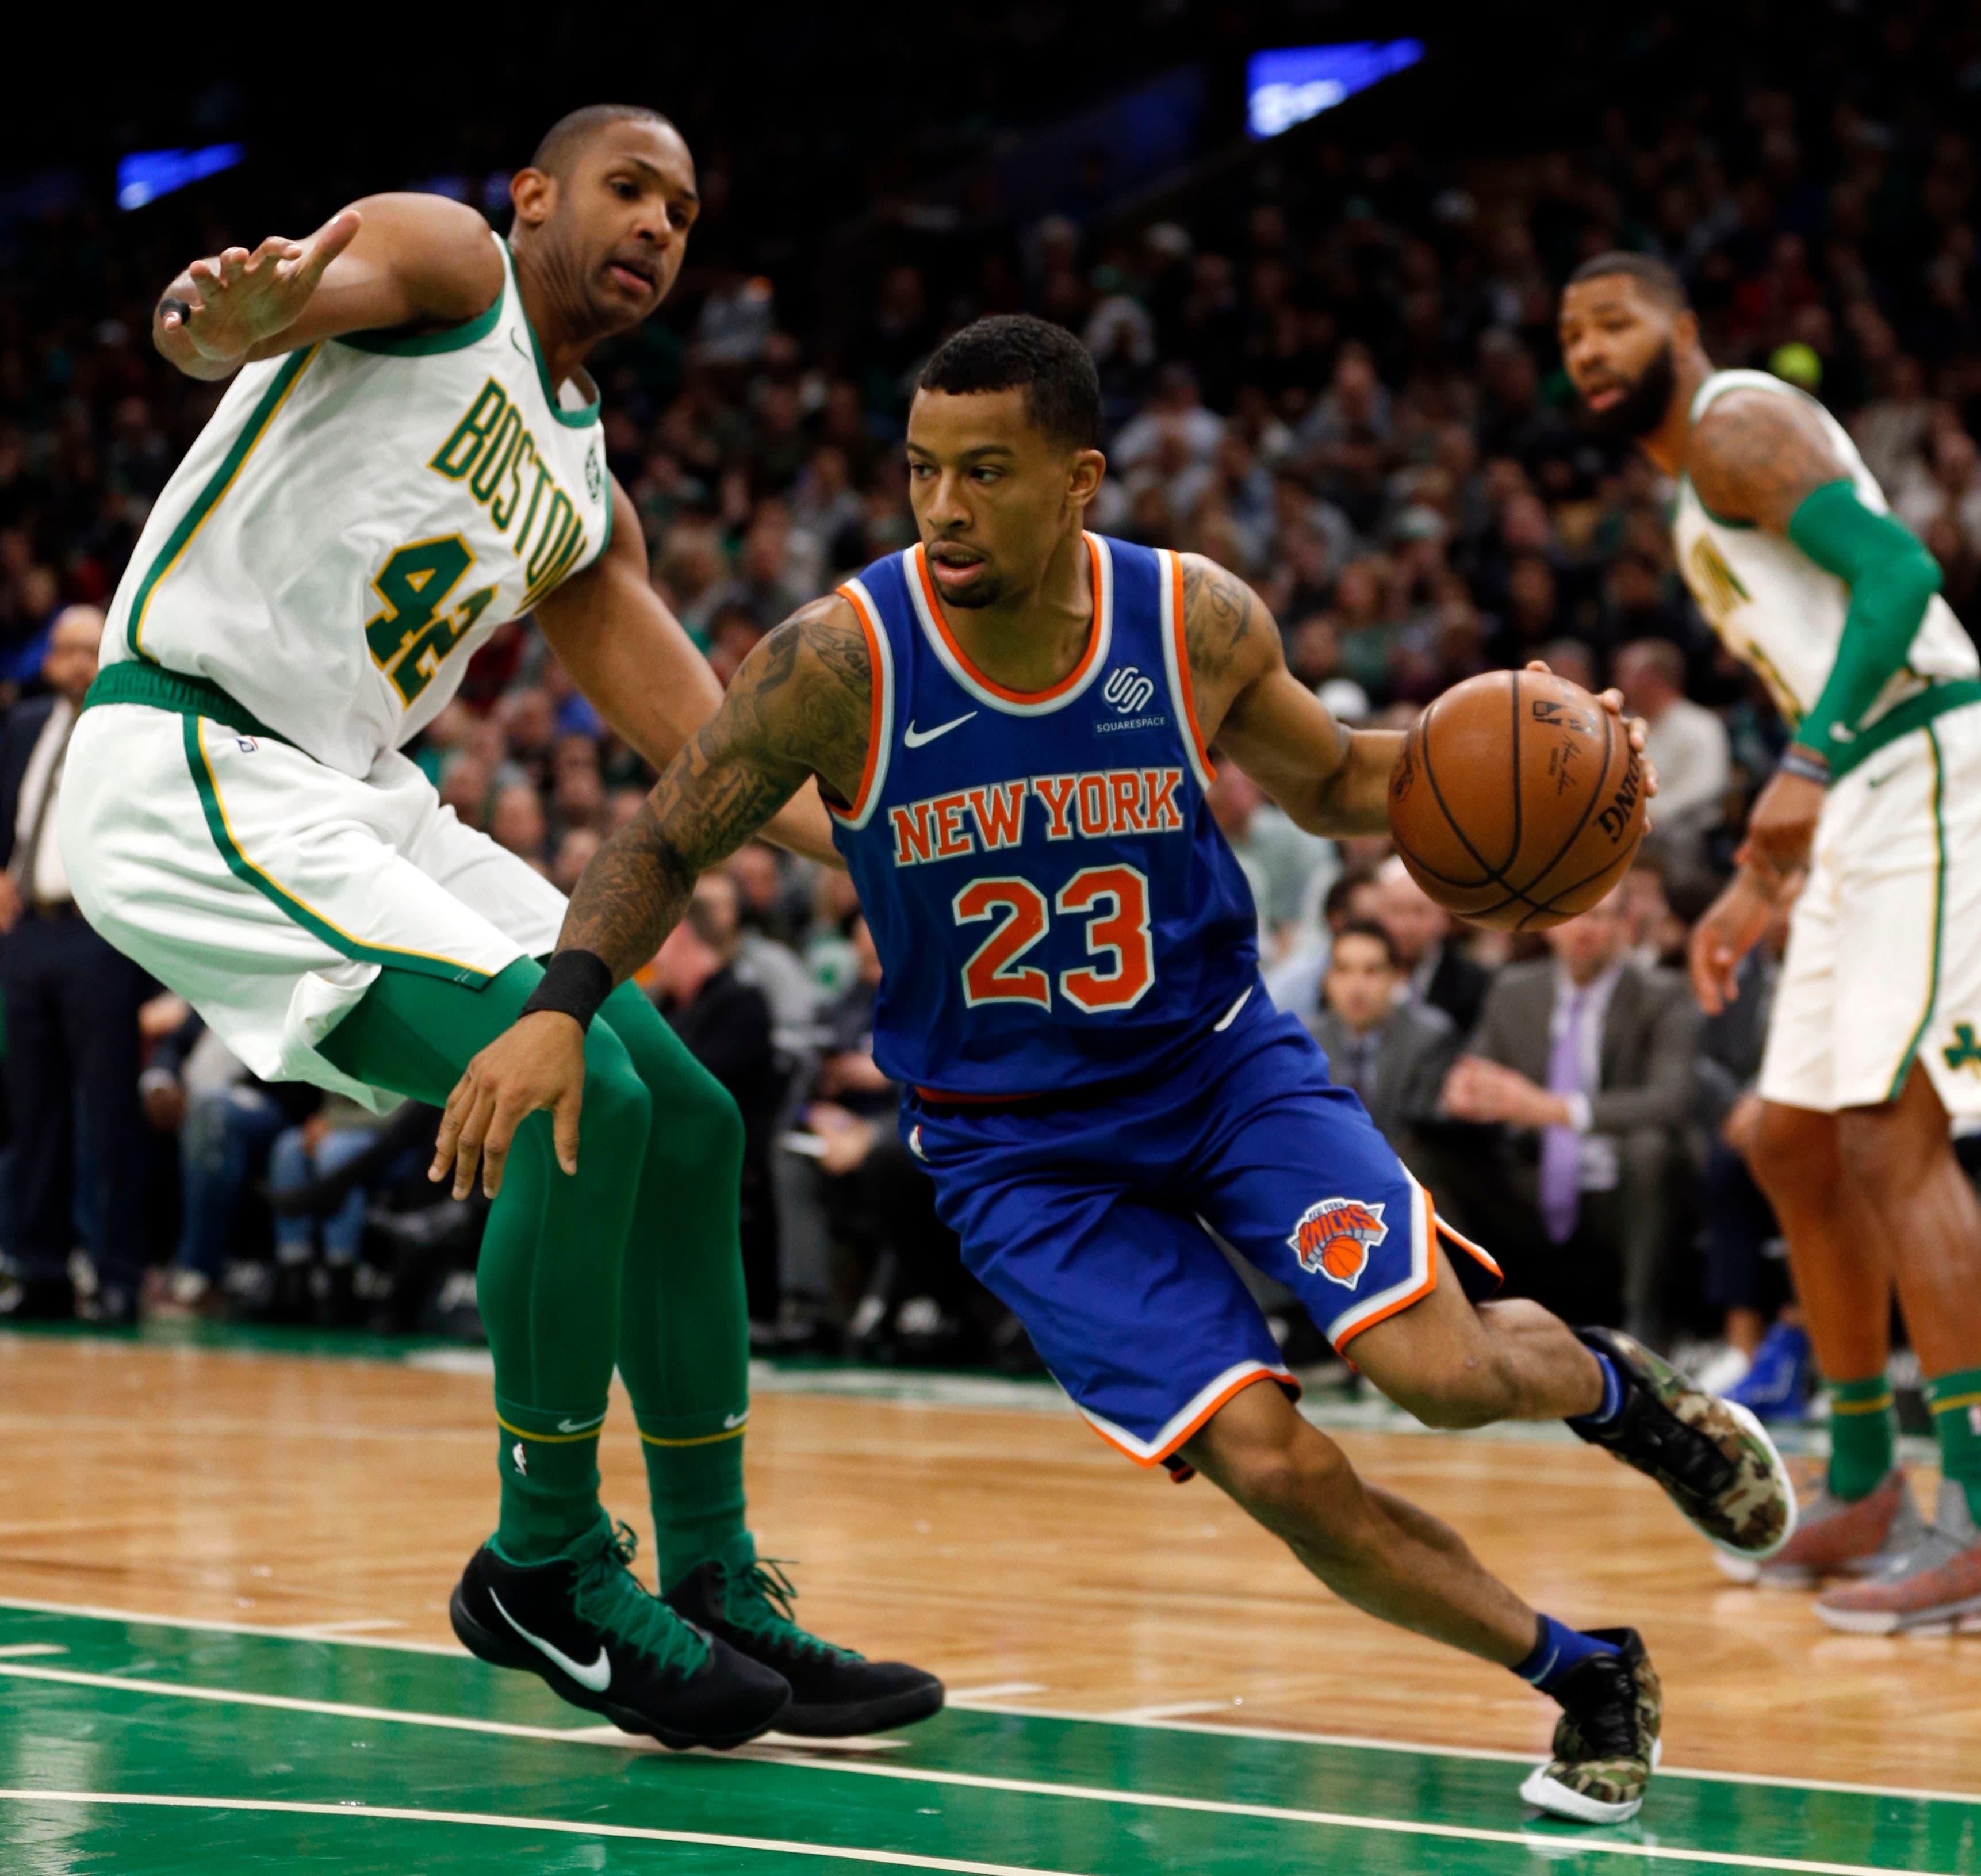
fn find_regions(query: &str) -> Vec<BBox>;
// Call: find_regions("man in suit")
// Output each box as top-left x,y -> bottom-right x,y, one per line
1306,920 -> 1458,1165
1444,895 -> 1701,1343
1372,857 -> 1491,1039
0,606 -> 150,1323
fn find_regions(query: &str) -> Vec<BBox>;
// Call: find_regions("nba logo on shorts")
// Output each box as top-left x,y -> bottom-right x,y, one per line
1289,1197 -> 1388,1289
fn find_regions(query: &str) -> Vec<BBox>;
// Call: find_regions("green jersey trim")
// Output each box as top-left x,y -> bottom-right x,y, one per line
1827,678 -> 1981,779
124,346 -> 321,660
180,713 -> 493,988
334,288 -> 505,357
1886,721 -> 1948,1100
501,239 -> 600,430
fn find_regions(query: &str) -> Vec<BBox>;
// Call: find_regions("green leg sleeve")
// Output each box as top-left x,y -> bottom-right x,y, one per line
593,982 -> 751,1586
319,959 -> 652,1562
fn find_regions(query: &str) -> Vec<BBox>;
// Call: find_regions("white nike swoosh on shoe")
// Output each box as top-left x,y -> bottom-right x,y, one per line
723,1412 -> 748,1429
903,711 -> 977,749
488,1588 -> 612,1692
555,1415 -> 607,1434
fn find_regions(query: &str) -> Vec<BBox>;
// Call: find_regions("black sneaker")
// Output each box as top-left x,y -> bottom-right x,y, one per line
665,1533 -> 944,1737
1519,1627 -> 1661,1824
1569,1327 -> 1794,1561
450,1518 -> 791,1749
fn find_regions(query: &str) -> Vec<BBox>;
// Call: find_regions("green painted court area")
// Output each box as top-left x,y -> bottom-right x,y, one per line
0,1603 -> 1974,1874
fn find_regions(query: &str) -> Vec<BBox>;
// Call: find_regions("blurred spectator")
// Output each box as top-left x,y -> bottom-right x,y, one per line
1444,897 -> 1701,1341
1205,766 -> 1336,959
0,607 -> 150,1323
1614,640 -> 1731,839
1305,921 -> 1458,1164
1372,857 -> 1490,1037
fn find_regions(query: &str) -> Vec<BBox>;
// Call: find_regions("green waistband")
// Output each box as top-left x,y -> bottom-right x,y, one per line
1833,679 -> 1981,778
82,661 -> 292,746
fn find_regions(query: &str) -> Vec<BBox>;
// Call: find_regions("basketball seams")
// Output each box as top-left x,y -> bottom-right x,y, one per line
1414,698 -> 1541,903
1505,687 -> 1614,898
1395,671 -> 1645,929
1505,669 -> 1523,879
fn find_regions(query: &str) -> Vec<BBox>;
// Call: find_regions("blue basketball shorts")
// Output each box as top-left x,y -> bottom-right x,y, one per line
905,987 -> 1498,1472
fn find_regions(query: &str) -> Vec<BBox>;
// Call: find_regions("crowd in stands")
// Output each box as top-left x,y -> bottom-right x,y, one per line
3,13 -> 1980,1410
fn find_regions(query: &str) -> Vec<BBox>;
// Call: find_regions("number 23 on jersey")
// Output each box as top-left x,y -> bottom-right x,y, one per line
953,864 -> 1154,1014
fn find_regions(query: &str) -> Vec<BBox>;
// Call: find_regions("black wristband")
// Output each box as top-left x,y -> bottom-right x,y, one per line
520,948 -> 614,1031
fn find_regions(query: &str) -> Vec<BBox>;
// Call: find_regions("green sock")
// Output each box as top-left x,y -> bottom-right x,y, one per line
1925,1366 -> 1981,1525
320,960 -> 653,1564
592,985 -> 752,1587
638,1418 -> 750,1588
1826,1373 -> 1897,1502
492,1396 -> 607,1562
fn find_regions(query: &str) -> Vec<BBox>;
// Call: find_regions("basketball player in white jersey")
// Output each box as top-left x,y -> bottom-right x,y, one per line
58,105 -> 940,1745
1560,253 -> 1981,1632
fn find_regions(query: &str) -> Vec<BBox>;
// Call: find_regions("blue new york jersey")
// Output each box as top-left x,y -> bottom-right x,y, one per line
829,533 -> 1260,1096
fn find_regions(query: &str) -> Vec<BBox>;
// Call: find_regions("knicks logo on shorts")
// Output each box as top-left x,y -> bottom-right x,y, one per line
1289,1197 -> 1389,1289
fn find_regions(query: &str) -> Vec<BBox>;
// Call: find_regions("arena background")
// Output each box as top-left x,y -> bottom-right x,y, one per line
1,5 -> 1980,1871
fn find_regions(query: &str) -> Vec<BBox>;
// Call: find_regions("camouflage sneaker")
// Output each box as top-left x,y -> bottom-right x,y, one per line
1715,1468 -> 1926,1587
1570,1328 -> 1795,1561
1815,1481 -> 1981,1634
1519,1628 -> 1661,1825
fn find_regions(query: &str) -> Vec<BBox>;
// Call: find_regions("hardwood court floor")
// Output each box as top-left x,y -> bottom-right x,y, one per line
1,1326 -> 1978,1873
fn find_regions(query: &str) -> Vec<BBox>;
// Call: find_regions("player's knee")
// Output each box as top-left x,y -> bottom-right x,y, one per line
1212,1421 -> 1358,1527
1748,1102 -> 1832,1199
582,1054 -> 653,1158
651,1074 -> 745,1181
1836,1104 -> 1918,1200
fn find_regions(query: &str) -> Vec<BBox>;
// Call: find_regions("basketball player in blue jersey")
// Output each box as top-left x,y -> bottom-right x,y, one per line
436,316 -> 1794,1823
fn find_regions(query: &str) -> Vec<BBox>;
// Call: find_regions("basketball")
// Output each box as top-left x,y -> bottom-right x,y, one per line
1386,669 -> 1647,931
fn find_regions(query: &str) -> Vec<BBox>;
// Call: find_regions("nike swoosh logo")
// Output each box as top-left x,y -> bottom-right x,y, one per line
488,1588 -> 611,1692
509,328 -> 530,361
1865,771 -> 1899,790
555,1415 -> 607,1434
903,711 -> 977,749
723,1411 -> 749,1430
1213,987 -> 1254,1032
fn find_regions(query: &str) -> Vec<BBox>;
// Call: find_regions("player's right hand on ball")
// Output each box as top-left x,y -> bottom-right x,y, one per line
161,209 -> 361,367
432,1011 -> 587,1199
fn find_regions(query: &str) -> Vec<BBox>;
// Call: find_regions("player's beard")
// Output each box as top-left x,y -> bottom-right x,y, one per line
1582,340 -> 1677,440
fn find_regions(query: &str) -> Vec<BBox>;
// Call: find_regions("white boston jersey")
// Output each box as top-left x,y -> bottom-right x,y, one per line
103,231 -> 611,778
1673,369 -> 1977,732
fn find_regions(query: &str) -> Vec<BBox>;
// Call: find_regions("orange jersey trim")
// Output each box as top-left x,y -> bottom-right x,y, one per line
826,581 -> 887,824
1167,551 -> 1215,782
912,536 -> 1106,705
1086,1366 -> 1300,1469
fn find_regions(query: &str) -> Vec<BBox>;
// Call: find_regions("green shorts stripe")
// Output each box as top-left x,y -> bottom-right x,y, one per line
181,714 -> 492,986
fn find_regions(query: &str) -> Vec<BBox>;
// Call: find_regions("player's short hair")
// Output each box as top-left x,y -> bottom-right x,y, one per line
917,315 -> 1103,450
1568,251 -> 1687,310
1330,919 -> 1401,971
530,104 -> 675,179
1619,636 -> 1686,688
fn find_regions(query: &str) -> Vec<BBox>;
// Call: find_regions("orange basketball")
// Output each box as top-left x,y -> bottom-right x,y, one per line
1386,669 -> 1647,932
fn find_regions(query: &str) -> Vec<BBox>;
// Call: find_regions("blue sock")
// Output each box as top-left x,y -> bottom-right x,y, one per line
1513,1615 -> 1619,1695
1566,1352 -> 1625,1431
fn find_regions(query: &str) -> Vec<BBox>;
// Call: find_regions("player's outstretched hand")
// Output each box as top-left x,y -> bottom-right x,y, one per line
431,1011 -> 587,1200
160,209 -> 362,370
1522,660 -> 1660,802
1687,870 -> 1779,1016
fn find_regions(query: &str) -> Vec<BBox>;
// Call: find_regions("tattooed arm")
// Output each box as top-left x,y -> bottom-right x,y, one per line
1178,552 -> 1400,837
430,595 -> 872,1194
1178,553 -> 1652,844
1685,389 -> 1851,533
